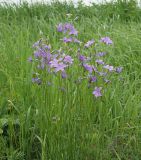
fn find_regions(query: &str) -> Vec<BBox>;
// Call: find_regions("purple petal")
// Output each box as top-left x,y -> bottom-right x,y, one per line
96,52 -> 107,57
92,87 -> 102,98
34,51 -> 41,58
32,77 -> 42,85
69,29 -> 78,36
62,37 -> 73,43
57,23 -> 63,32
89,76 -> 97,83
63,55 -> 73,64
84,39 -> 95,48
49,59 -> 59,68
103,65 -> 115,72
28,57 -> 33,62
44,45 -> 51,50
64,23 -> 74,31
73,38 -> 81,44
100,37 -> 113,45
54,63 -> 67,72
83,64 -> 93,73
78,55 -> 87,62
61,71 -> 67,79
32,40 -> 40,48
95,59 -> 105,65
116,67 -> 123,73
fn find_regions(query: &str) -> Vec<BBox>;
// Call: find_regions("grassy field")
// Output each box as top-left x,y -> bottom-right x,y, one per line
0,1 -> 141,159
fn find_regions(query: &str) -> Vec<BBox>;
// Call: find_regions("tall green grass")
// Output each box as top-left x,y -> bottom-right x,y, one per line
0,1 -> 141,159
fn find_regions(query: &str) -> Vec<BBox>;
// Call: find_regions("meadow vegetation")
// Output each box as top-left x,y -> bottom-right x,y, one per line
0,0 -> 141,159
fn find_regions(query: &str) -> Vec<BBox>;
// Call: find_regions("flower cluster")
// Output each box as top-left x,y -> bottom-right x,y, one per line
57,23 -> 78,36
29,39 -> 73,83
49,54 -> 73,77
28,23 -> 123,98
78,51 -> 123,97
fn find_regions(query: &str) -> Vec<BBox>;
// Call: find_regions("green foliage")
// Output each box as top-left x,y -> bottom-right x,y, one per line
0,1 -> 141,159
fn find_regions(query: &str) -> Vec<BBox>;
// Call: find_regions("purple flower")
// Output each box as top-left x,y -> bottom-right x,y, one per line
63,55 -> 73,64
57,23 -> 77,35
83,64 -> 93,73
84,39 -> 95,48
58,57 -> 63,61
96,52 -> 107,57
64,23 -> 74,32
40,49 -> 47,58
61,71 -> 67,79
53,54 -> 59,59
28,57 -> 33,62
57,23 -> 63,32
96,59 -> 105,65
34,51 -> 41,58
103,65 -> 115,72
43,45 -> 51,50
100,37 -> 113,45
46,52 -> 52,63
32,40 -> 40,48
49,59 -> 59,68
69,29 -> 78,36
32,77 -> 42,85
62,37 -> 73,43
92,87 -> 102,98
73,38 -> 81,44
78,55 -> 87,62
54,62 -> 67,72
116,67 -> 123,73
89,76 -> 97,83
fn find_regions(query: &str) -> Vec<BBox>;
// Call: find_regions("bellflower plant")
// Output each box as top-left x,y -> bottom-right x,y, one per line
28,23 -> 123,98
